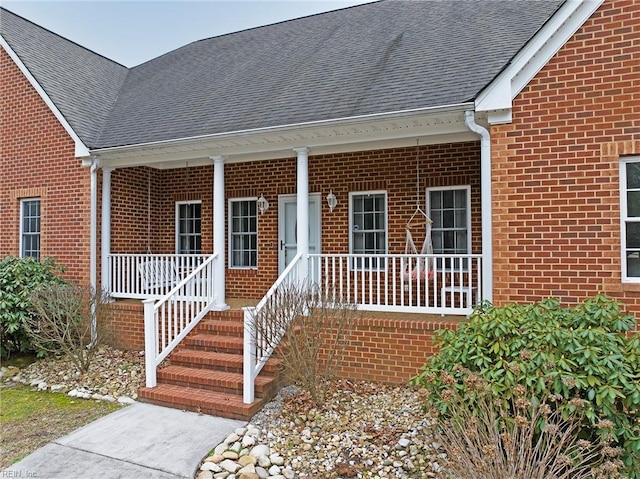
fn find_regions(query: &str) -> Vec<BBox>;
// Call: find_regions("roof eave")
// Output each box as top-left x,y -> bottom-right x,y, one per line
1,34 -> 91,158
475,0 -> 604,125
90,102 -> 479,169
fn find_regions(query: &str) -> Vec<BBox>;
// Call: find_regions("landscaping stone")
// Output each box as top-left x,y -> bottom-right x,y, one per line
4,346 -> 142,402
197,381 -> 445,479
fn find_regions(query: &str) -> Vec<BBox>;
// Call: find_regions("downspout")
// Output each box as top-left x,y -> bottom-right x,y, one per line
464,111 -> 493,302
90,156 -> 99,292
89,156 -> 100,340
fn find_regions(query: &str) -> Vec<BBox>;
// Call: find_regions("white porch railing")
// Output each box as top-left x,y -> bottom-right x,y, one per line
144,253 -> 218,388
309,253 -> 482,316
107,254 -> 208,299
242,252 -> 482,403
243,253 -> 304,404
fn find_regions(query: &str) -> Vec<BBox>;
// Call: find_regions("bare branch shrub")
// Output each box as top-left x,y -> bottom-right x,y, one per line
250,281 -> 359,405
24,284 -> 114,374
431,374 -> 624,479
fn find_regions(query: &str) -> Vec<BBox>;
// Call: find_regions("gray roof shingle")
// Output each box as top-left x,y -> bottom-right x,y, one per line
0,7 -> 128,147
1,0 -> 565,149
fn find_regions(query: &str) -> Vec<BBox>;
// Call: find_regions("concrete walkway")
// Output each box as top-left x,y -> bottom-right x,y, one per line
3,402 -> 245,479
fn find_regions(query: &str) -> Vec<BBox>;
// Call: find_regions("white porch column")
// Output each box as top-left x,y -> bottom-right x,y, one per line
294,147 -> 309,281
101,167 -> 113,293
211,156 -> 228,310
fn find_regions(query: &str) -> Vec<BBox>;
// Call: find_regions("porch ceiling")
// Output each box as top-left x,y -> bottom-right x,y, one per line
90,105 -> 484,170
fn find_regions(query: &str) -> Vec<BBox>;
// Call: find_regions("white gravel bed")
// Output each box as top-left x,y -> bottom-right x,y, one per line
197,381 -> 446,479
1,346 -> 143,403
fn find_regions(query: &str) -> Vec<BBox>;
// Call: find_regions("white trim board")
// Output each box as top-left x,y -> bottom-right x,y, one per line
0,35 -> 90,158
476,0 -> 604,124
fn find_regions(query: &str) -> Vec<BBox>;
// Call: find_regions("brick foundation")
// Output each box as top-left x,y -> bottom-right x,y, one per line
107,303 -> 458,384
335,316 -> 459,384
107,301 -> 145,351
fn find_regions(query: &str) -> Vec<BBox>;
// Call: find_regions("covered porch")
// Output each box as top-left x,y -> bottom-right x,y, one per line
89,105 -> 493,405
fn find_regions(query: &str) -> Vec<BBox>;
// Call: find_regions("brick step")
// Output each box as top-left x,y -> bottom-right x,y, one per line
204,309 -> 245,322
170,349 -> 281,374
183,334 -> 243,353
157,365 -> 276,397
138,384 -> 264,421
196,319 -> 244,336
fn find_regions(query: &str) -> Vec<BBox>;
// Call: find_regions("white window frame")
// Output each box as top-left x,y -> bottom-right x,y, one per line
620,157 -> 640,283
349,190 -> 388,271
20,198 -> 41,260
175,201 -> 202,254
427,185 -> 472,271
228,197 -> 258,269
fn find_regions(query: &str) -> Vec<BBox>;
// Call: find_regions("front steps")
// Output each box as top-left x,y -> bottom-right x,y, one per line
138,309 -> 281,420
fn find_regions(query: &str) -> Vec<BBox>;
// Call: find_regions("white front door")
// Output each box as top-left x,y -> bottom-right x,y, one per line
278,194 -> 321,274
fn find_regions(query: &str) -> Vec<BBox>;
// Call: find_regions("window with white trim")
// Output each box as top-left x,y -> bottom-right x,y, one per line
20,198 -> 41,260
427,186 -> 471,270
350,191 -> 387,270
621,158 -> 640,281
229,198 -> 257,268
176,201 -> 202,254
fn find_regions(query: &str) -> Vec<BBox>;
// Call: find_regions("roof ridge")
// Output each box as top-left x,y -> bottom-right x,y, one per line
0,6 -> 128,69
129,0 -> 382,70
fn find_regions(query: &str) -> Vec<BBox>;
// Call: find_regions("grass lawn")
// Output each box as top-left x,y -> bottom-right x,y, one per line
0,385 -> 121,468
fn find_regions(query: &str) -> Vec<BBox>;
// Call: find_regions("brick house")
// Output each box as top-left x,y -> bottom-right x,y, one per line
1,0 -> 638,417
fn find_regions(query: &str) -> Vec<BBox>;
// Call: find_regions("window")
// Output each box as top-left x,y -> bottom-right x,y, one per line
428,186 -> 471,270
350,191 -> 387,269
621,158 -> 640,281
229,198 -> 257,268
176,202 -> 202,254
20,198 -> 41,260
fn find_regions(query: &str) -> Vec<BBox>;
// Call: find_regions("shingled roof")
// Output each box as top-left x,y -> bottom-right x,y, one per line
1,0 -> 565,150
0,7 -> 128,147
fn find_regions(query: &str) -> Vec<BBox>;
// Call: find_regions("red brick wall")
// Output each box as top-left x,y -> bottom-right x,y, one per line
0,49 -> 90,284
110,165 -> 214,255
491,0 -> 640,313
107,301 -> 145,351
335,316 -> 458,383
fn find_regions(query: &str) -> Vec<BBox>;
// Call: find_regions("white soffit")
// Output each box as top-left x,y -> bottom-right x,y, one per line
93,105 -> 479,169
475,0 -> 604,124
0,35 -> 90,158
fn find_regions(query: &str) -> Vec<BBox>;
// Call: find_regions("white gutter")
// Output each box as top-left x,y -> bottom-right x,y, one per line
89,102 -> 474,156
464,111 -> 492,303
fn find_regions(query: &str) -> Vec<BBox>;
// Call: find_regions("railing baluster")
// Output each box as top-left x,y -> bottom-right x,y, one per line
391,256 -> 395,306
331,256 -> 336,303
376,257 -> 381,306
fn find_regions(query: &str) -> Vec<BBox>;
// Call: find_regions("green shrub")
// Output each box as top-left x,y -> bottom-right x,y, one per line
0,256 -> 65,358
411,295 -> 640,477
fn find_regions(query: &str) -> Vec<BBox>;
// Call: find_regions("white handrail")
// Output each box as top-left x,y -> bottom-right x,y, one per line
243,253 -> 303,404
144,253 -> 218,388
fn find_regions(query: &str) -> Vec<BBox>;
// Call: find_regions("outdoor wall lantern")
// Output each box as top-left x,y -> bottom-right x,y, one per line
327,189 -> 338,212
257,194 -> 269,215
